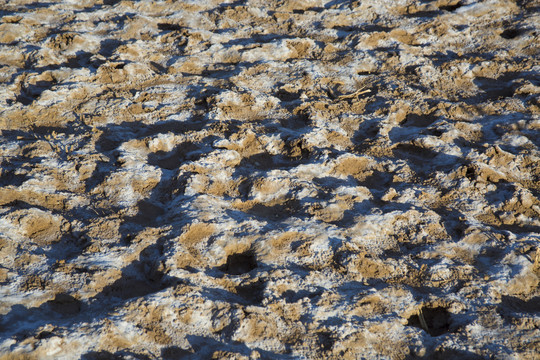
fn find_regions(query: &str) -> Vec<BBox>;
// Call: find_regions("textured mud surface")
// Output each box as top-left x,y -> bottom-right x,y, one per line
0,0 -> 539,359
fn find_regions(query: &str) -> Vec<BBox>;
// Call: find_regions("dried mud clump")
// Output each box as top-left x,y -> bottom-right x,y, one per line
0,0 -> 539,359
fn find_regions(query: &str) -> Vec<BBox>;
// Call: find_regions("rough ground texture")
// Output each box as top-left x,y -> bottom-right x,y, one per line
0,0 -> 539,359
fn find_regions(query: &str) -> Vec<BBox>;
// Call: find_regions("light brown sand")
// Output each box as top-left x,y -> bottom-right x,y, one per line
0,0 -> 539,359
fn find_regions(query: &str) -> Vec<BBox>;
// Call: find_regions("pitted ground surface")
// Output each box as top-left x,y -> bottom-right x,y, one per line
0,0 -> 539,359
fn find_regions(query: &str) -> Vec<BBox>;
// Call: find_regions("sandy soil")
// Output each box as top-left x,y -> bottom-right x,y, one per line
0,0 -> 539,359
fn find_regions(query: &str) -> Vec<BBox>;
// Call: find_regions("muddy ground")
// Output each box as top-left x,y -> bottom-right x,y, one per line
0,0 -> 539,359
